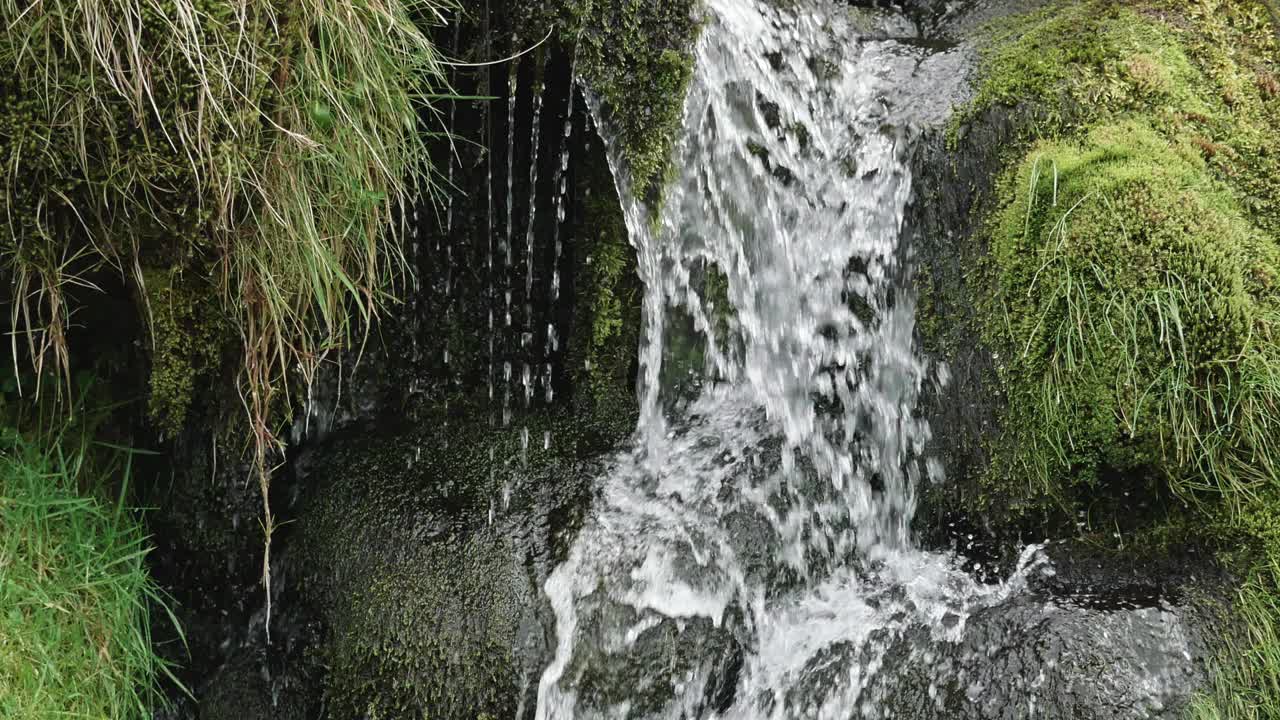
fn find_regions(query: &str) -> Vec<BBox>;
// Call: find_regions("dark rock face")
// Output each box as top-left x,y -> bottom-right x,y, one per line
290,404 -> 628,719
143,0 -> 681,713
895,3 -> 1225,717
843,0 -> 1048,36
906,107 -> 1021,543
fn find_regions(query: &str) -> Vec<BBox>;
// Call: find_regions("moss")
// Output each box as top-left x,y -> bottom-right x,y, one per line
951,0 -> 1280,712
1209,499 -> 1280,715
980,120 -> 1277,510
558,0 -> 704,405
1,0 -> 453,454
0,3 -> 213,405
324,532 -> 533,720
568,134 -> 645,413
512,0 -> 700,200
915,270 -> 943,355
141,268 -> 229,436
956,0 -> 1280,513
566,0 -> 702,201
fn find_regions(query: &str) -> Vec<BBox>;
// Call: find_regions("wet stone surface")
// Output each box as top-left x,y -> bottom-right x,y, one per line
152,0 -> 1225,718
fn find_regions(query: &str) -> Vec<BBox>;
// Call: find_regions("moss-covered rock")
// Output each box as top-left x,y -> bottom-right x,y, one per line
915,0 -> 1280,714
295,400 -> 634,719
981,119 -> 1278,514
321,531 -> 540,719
561,0 -> 702,200
920,0 -> 1280,527
565,133 -> 645,415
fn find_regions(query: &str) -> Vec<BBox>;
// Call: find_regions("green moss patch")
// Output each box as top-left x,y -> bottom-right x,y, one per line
955,0 -> 1280,713
960,0 -> 1280,523
141,268 -> 229,436
567,0 -> 702,200
983,120 -> 1279,510
323,531 -> 535,720
566,137 -> 645,412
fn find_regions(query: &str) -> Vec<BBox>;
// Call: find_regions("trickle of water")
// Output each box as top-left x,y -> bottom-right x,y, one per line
503,359 -> 514,428
534,2 -> 1050,718
543,362 -> 554,403
506,60 -> 519,271
486,7 -> 498,430
526,89 -> 545,329
521,425 -> 531,467
523,362 -> 534,408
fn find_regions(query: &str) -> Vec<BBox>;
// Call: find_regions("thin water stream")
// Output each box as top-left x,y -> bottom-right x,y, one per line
534,1 -> 1053,717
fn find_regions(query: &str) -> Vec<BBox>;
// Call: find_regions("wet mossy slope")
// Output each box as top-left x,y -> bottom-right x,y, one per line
294,403 -> 630,720
926,0 -> 1280,715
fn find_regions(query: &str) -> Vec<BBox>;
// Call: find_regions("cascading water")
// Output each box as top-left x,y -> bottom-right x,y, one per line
535,1 -> 1055,717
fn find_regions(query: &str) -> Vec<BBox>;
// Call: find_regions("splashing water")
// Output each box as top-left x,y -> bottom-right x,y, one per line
536,1 -> 1052,718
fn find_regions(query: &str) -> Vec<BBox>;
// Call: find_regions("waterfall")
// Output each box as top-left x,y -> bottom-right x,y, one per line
534,1 -> 1054,718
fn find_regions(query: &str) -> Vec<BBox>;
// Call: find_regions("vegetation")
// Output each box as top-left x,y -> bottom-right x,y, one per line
567,139 -> 645,412
557,0 -> 702,200
1192,559 -> 1280,720
0,0 -> 457,625
0,389 -> 177,719
984,120 -> 1279,514
954,0 -> 1280,714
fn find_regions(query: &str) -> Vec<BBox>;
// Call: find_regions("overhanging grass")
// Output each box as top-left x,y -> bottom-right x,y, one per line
1,0 -> 456,422
0,0 -> 457,615
0,419 -> 178,718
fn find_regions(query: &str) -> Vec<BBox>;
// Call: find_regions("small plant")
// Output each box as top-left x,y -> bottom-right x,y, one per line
0,395 -> 181,718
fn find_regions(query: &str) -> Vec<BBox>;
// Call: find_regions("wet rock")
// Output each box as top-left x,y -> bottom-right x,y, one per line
874,588 -> 1205,719
143,408 -> 281,698
767,568 -> 1206,719
291,406 -> 630,719
562,610 -> 748,718
903,0 -> 1076,549
146,0 -> 667,711
197,647 -> 316,720
895,3 -> 1231,716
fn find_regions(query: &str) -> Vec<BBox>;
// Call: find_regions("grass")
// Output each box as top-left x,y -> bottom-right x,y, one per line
1,0 -> 457,619
951,0 -> 1280,714
983,120 -> 1280,512
1191,560 -> 1280,720
0,399 -> 179,718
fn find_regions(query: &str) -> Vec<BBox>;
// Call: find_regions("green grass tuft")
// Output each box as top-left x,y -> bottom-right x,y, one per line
1191,560 -> 1280,720
983,120 -> 1280,510
0,419 -> 178,719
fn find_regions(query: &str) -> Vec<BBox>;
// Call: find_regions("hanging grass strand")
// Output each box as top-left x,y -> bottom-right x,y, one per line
0,0 -> 458,633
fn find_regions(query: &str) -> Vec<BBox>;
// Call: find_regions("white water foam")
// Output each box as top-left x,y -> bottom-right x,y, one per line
536,2 -> 1052,718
